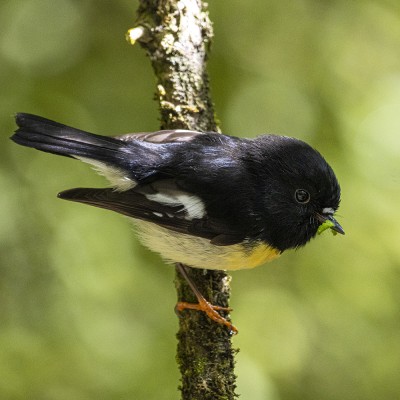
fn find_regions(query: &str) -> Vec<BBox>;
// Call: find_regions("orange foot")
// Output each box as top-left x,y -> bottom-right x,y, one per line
175,298 -> 238,335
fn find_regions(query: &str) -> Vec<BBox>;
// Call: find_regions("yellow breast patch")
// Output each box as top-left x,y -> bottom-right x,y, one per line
133,220 -> 281,270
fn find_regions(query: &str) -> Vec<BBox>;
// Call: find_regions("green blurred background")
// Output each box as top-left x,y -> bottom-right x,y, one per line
1,0 -> 400,399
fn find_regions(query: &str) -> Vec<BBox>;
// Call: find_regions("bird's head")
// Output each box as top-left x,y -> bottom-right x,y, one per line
253,135 -> 344,251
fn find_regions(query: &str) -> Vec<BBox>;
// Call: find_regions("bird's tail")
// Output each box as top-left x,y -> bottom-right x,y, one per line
11,113 -> 163,183
12,113 -> 131,162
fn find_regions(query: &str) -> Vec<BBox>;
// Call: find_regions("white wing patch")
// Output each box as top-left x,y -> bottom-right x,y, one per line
145,192 -> 206,220
74,156 -> 136,191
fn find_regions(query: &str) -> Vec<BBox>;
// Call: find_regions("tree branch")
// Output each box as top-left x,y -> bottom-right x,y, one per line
129,1 -> 237,398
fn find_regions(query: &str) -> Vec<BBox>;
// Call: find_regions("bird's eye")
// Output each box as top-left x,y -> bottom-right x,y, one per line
295,189 -> 310,204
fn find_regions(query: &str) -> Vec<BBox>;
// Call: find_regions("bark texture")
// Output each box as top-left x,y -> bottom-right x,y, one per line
132,1 -> 237,399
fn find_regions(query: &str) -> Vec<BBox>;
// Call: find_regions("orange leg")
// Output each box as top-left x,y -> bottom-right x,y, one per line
175,263 -> 238,335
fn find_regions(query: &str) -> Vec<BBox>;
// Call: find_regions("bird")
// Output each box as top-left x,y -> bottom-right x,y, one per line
11,113 -> 344,333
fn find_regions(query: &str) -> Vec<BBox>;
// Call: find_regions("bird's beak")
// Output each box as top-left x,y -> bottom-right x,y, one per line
316,213 -> 345,235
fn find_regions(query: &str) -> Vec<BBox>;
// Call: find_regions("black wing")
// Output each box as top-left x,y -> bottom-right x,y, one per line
58,185 -> 246,246
12,113 -> 249,245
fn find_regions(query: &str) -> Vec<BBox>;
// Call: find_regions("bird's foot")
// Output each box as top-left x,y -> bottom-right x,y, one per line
175,298 -> 238,335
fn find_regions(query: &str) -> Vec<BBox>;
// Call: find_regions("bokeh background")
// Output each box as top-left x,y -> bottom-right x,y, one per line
1,0 -> 400,399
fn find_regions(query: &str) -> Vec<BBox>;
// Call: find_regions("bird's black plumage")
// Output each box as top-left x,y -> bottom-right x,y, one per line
11,113 -> 343,268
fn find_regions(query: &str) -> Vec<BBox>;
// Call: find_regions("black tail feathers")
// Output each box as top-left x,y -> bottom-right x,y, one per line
11,113 -> 127,163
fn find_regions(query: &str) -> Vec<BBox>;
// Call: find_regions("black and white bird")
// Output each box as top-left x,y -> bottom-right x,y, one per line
11,113 -> 344,332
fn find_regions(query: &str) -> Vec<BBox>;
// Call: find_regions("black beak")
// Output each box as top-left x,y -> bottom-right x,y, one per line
316,213 -> 345,235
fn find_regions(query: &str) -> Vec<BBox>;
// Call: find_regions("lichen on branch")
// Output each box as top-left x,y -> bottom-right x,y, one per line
133,0 -> 218,132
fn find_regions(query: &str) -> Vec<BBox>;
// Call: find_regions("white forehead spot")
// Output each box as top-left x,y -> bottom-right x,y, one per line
322,207 -> 335,215
145,192 -> 206,219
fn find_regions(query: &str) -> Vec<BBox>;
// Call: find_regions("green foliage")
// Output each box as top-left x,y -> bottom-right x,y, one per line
1,0 -> 400,399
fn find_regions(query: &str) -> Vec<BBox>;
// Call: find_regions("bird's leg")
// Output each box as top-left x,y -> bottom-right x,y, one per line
175,263 -> 238,334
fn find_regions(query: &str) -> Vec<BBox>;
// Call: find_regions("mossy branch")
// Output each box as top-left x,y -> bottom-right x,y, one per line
129,1 -> 238,398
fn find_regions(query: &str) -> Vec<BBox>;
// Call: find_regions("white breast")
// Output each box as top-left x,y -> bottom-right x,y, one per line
132,220 -> 280,270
